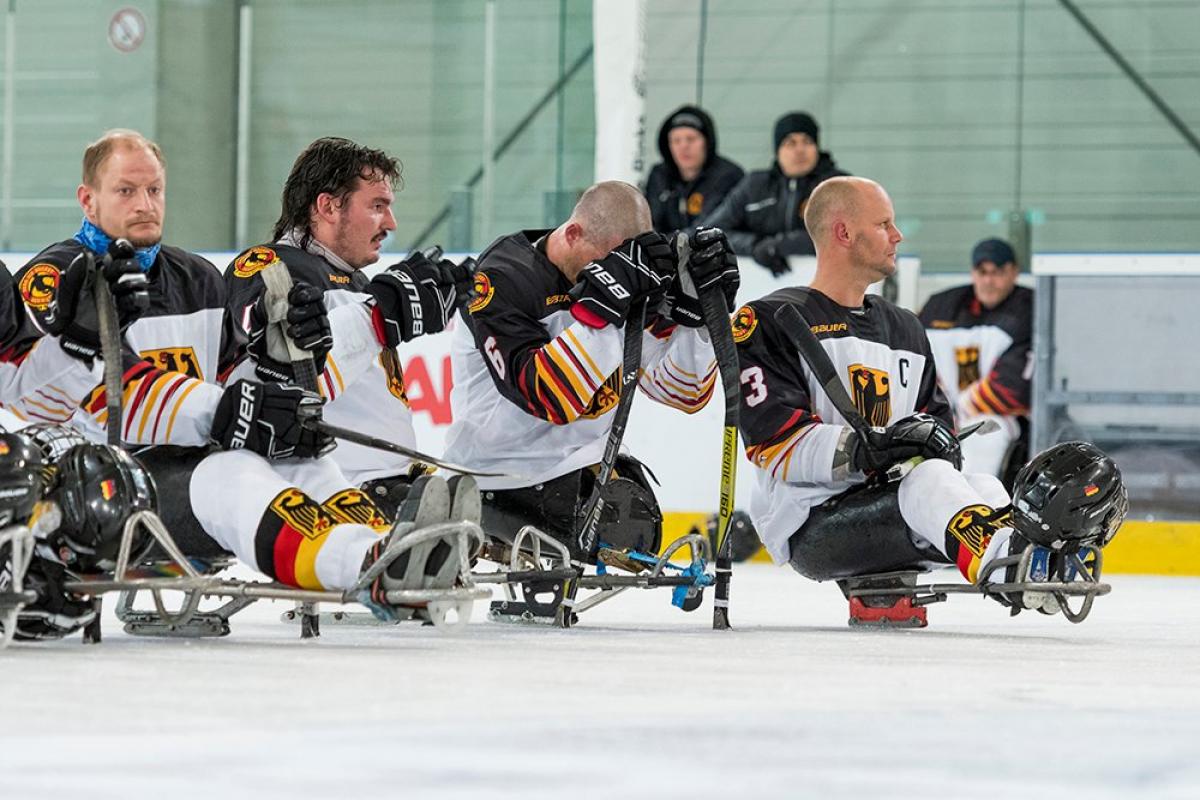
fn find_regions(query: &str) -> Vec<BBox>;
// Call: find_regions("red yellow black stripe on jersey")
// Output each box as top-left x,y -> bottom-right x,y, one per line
962,374 -> 1027,416
82,359 -> 208,445
517,325 -> 610,424
639,355 -> 717,413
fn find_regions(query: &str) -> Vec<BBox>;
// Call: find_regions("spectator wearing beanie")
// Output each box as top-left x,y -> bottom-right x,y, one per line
643,105 -> 744,234
699,111 -> 848,275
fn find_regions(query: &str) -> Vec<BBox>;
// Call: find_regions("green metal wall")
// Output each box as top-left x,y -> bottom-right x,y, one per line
644,0 -> 1200,271
0,0 -> 593,254
2,1 -> 1197,266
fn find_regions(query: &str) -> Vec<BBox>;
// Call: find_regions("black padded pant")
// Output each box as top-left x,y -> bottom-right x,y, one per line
787,481 -> 949,581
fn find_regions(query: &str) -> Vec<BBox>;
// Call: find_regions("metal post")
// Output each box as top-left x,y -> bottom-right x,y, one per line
2,0 -> 17,251
1031,274 -> 1056,453
480,0 -> 497,247
234,0 -> 253,248
1008,209 -> 1031,273
447,187 -> 473,252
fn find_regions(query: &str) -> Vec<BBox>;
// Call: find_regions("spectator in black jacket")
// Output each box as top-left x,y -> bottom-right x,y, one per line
643,105 -> 744,234
700,111 -> 847,275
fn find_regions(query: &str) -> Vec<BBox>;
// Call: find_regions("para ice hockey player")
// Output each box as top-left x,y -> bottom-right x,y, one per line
224,136 -> 474,516
919,237 -> 1032,483
5,130 -> 475,635
444,181 -> 738,562
733,176 -> 1127,624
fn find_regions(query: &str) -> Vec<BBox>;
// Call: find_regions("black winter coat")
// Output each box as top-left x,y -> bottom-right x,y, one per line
643,105 -> 744,233
698,154 -> 847,256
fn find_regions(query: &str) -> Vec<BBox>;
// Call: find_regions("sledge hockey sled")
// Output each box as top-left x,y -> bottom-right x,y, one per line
0,523 -> 37,650
60,508 -> 489,642
837,541 -> 1110,628
474,524 -> 715,628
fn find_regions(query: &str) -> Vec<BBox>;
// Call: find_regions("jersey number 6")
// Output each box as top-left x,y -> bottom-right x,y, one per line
484,335 -> 506,379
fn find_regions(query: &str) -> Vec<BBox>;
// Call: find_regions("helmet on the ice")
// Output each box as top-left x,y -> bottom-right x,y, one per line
0,431 -> 46,529
1010,441 -> 1127,551
44,444 -> 156,573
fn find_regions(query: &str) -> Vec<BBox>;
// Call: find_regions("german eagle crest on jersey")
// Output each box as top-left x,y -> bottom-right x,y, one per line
849,363 -> 891,427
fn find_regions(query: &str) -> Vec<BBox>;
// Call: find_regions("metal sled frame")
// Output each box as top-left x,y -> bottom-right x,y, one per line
62,509 -> 489,641
842,542 -> 1110,624
476,525 -> 714,627
0,523 -> 37,649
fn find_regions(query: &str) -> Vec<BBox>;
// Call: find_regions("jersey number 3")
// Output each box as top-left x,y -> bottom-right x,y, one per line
741,366 -> 767,407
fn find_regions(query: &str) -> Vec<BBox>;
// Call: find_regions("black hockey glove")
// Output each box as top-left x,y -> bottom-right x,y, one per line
13,558 -> 98,641
247,281 -> 332,383
210,379 -> 334,460
847,413 -> 962,475
751,235 -> 791,277
661,227 -> 740,327
573,232 -> 675,327
41,244 -> 150,363
366,251 -> 476,346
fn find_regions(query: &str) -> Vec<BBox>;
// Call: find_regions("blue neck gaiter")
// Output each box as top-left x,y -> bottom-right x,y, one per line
74,218 -> 161,271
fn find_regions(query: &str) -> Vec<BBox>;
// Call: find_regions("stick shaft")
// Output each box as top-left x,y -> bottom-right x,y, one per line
772,301 -> 873,438
93,270 -> 123,448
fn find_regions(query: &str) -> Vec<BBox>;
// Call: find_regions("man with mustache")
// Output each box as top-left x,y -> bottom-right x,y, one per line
5,131 -> 471,637
224,137 -> 475,517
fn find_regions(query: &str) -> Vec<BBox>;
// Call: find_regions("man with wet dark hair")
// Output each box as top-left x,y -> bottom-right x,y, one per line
227,136 -> 474,514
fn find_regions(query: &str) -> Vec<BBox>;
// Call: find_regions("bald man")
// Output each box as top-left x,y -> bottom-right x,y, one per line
733,177 -> 1071,622
444,181 -> 738,561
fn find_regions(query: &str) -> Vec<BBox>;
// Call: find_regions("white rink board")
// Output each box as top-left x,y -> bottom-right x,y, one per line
1,566 -> 1198,800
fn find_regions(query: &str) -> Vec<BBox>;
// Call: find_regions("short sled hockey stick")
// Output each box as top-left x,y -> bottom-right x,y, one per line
87,241 -> 138,643
676,235 -> 740,630
259,260 -> 324,637
559,298 -> 648,628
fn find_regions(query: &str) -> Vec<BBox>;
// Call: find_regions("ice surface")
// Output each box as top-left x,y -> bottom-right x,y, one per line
2,564 -> 1198,800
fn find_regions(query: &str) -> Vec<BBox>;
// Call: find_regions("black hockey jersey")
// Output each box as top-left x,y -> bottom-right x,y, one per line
918,285 -> 1032,417
2,264 -> 100,419
735,286 -> 952,562
444,230 -> 717,490
10,240 -> 244,445
224,242 -> 415,483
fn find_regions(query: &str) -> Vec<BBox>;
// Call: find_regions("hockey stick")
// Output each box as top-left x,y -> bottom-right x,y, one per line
773,301 -> 874,440
557,298 -> 648,628
677,236 -> 740,630
305,419 -> 507,478
94,242 -> 135,448
575,299 -> 647,556
260,260 -> 321,393
258,259 -> 325,638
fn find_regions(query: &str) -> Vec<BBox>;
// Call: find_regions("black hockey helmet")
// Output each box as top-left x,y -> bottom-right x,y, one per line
1011,441 -> 1128,551
0,431 -> 46,528
44,444 -> 157,573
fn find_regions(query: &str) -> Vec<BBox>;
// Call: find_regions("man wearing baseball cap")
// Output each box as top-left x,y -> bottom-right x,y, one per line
918,238 -> 1033,485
